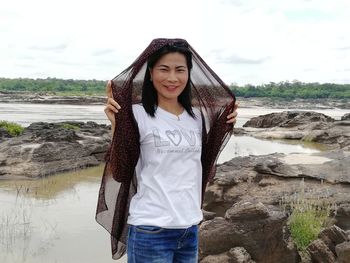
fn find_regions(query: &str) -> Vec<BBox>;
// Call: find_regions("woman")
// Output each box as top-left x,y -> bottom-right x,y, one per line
96,38 -> 238,262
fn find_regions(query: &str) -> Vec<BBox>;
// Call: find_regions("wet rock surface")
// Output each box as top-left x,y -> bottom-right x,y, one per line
0,121 -> 111,178
240,111 -> 350,150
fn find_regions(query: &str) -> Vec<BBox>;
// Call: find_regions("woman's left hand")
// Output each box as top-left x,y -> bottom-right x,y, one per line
226,102 -> 238,126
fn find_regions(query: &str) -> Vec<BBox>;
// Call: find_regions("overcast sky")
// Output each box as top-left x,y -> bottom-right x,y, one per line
1,0 -> 350,85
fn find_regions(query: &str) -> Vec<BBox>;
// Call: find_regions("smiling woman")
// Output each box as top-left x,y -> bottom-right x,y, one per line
96,38 -> 237,262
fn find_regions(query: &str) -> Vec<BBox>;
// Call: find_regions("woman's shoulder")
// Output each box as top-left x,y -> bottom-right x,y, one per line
132,104 -> 146,121
132,103 -> 144,113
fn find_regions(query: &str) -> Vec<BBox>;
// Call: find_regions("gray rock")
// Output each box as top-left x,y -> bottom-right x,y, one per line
225,201 -> 269,221
336,204 -> 350,231
200,202 -> 300,263
319,225 -> 348,254
335,241 -> 350,263
200,252 -> 233,263
0,121 -> 111,178
200,247 -> 256,263
307,239 -> 336,263
242,111 -> 350,150
229,247 -> 255,263
202,210 -> 216,221
341,113 -> 350,121
243,111 -> 334,128
201,150 -> 350,262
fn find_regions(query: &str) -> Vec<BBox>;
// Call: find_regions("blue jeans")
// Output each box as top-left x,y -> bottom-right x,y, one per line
127,224 -> 198,263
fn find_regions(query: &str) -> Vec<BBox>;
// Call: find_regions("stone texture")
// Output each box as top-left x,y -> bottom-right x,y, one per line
336,204 -> 350,231
307,239 -> 336,263
199,201 -> 300,263
201,149 -> 350,262
335,241 -> 350,263
200,252 -> 233,263
0,121 -> 110,178
241,111 -> 350,150
243,111 -> 334,128
225,201 -> 269,221
229,247 -> 255,263
319,225 -> 348,254
341,113 -> 350,121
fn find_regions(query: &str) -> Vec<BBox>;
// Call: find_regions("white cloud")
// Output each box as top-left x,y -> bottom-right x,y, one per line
1,0 -> 350,85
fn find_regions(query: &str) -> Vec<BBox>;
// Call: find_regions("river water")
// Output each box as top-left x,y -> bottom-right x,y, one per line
0,103 -> 348,263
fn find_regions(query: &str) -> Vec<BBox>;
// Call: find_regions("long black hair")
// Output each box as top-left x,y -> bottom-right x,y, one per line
141,42 -> 195,118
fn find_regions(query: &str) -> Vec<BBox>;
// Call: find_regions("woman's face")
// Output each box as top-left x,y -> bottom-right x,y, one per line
150,52 -> 189,105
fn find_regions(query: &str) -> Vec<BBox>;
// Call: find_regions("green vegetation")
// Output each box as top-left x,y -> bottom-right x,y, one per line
60,123 -> 80,130
280,179 -> 334,252
0,77 -> 106,96
0,121 -> 24,136
288,201 -> 330,251
230,81 -> 350,99
1,78 -> 350,99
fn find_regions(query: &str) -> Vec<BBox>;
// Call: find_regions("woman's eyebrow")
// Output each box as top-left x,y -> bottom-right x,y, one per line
157,64 -> 187,69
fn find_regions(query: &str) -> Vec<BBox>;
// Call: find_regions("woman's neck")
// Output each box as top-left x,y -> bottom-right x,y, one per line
158,100 -> 184,116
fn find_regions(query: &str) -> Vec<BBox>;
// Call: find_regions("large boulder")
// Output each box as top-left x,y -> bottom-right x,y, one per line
199,201 -> 300,263
341,113 -> 350,121
241,111 -> 350,150
307,239 -> 336,263
318,225 -> 348,254
0,121 -> 111,178
243,111 -> 334,128
335,242 -> 350,263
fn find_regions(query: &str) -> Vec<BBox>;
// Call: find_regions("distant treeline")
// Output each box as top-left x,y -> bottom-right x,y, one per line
0,78 -> 349,99
0,77 -> 106,95
230,81 -> 350,99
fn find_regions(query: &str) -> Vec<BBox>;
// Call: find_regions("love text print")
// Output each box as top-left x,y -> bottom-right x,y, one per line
152,128 -> 201,154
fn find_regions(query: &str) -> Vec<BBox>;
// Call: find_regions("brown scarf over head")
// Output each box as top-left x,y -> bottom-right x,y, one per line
96,38 -> 235,260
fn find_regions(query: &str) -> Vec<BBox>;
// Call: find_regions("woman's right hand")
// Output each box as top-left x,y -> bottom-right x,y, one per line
104,80 -> 121,129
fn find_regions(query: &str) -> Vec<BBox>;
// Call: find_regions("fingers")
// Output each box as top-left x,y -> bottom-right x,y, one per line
104,99 -> 121,115
105,80 -> 121,112
106,97 -> 121,110
226,101 -> 239,125
226,118 -> 237,125
234,101 -> 239,111
227,111 -> 238,119
106,80 -> 113,99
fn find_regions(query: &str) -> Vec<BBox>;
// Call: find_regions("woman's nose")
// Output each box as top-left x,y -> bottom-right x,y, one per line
167,71 -> 178,82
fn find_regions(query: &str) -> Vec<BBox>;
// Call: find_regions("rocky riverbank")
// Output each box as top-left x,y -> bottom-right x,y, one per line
1,91 -> 350,109
0,91 -> 105,105
1,111 -> 350,262
237,111 -> 350,151
0,121 -> 111,178
237,97 -> 350,110
196,110 -> 350,262
199,150 -> 350,262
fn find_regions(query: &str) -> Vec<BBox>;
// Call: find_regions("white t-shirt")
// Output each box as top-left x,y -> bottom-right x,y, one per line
127,104 -> 203,228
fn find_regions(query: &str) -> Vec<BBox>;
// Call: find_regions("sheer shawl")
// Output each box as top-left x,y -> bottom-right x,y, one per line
96,38 -> 235,260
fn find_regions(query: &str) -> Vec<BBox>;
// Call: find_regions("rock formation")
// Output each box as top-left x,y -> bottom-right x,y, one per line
0,121 -> 111,178
241,111 -> 350,150
199,150 -> 350,262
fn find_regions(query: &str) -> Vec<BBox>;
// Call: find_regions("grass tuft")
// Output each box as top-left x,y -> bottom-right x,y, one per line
280,178 -> 335,251
0,120 -> 24,136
